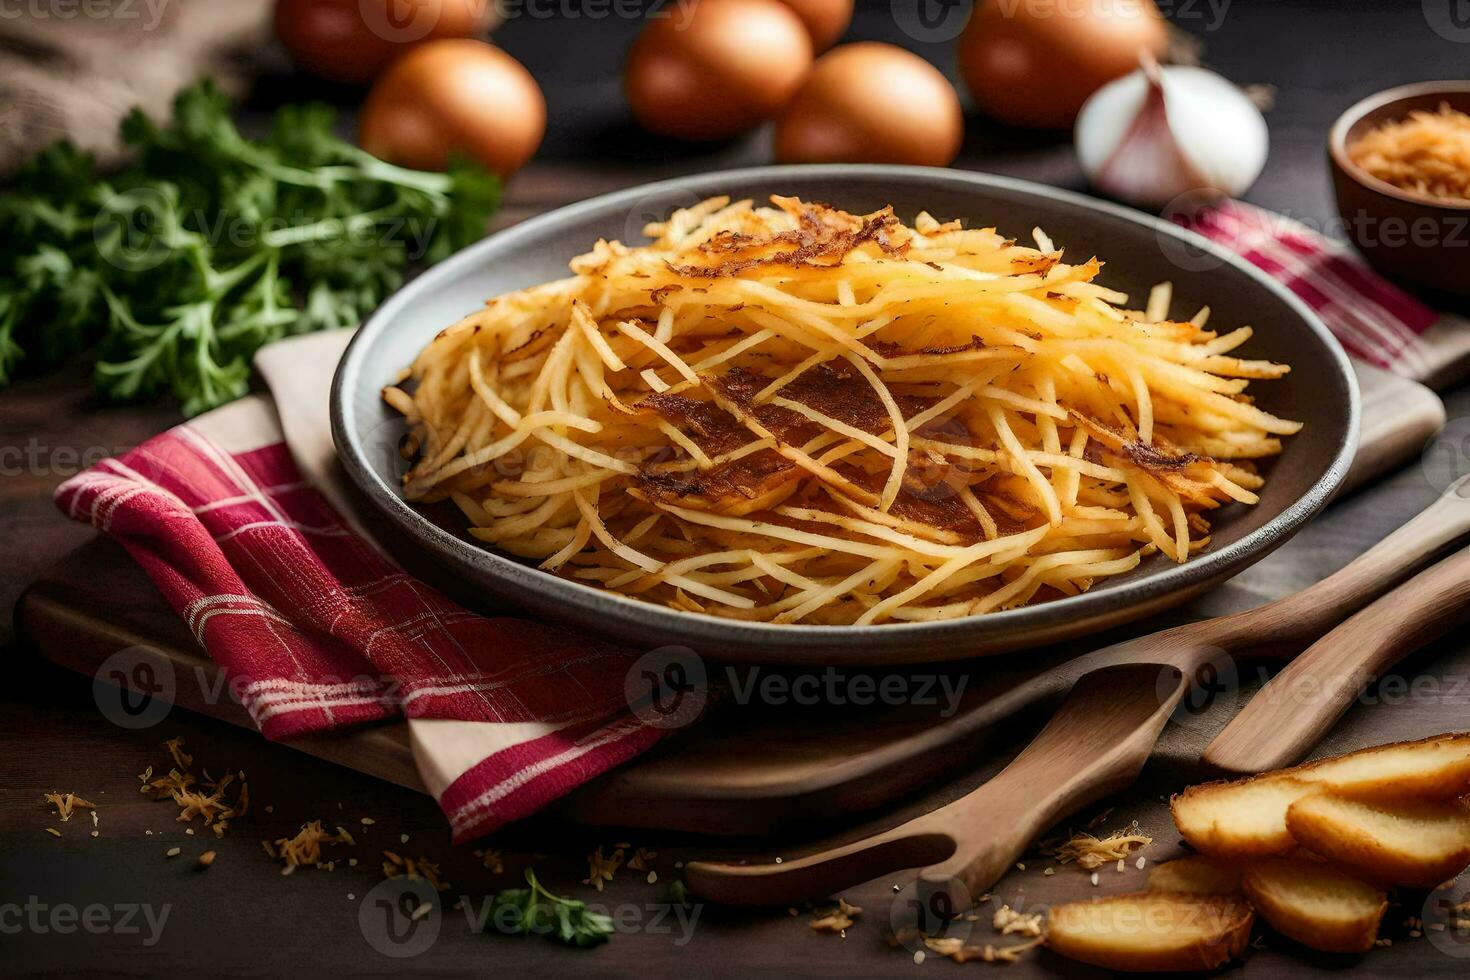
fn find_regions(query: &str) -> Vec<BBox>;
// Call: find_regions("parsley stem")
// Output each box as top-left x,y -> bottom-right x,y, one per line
260,207 -> 400,249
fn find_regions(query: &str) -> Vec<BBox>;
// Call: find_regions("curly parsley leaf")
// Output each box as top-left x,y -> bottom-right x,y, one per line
0,78 -> 499,412
482,869 -> 615,948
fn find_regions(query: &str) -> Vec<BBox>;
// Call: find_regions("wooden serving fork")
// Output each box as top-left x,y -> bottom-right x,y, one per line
685,475 -> 1470,905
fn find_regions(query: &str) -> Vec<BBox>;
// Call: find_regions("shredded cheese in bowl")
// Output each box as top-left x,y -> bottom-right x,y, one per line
1348,103 -> 1470,204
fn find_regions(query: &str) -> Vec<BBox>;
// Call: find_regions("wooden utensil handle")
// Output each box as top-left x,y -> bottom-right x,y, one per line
1202,545 -> 1470,775
1211,475 -> 1470,651
916,665 -> 1187,908
682,666 -> 1186,907
682,827 -> 956,908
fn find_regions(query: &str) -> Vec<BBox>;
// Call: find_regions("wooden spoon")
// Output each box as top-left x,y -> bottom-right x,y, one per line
1202,542 -> 1470,774
684,664 -> 1187,907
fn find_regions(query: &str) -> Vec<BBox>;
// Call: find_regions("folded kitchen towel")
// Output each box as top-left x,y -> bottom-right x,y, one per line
53,389 -> 666,842
1177,198 -> 1467,383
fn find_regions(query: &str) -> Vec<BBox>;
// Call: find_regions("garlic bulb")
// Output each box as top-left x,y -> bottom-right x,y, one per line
1075,61 -> 1269,210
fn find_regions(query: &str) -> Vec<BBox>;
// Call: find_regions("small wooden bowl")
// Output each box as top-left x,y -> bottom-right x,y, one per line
1329,81 -> 1470,295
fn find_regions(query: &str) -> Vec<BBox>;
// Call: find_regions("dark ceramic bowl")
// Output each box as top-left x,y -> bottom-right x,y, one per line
1329,81 -> 1470,295
332,165 -> 1358,664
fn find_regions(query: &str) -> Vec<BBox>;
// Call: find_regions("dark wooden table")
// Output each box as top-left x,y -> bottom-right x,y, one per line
5,2 -> 1470,976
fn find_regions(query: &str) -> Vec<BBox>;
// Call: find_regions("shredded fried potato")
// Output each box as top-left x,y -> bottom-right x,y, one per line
137,737 -> 249,839
274,820 -> 353,872
1045,828 -> 1155,870
388,196 -> 1299,625
43,792 -> 95,823
1349,103 -> 1470,203
811,898 -> 863,934
994,904 -> 1046,937
383,850 -> 450,891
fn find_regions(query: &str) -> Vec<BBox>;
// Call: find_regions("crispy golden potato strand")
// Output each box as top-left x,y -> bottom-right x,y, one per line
386,195 -> 1300,624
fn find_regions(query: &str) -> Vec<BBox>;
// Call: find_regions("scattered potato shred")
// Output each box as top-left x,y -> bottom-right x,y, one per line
1045,828 -> 1153,869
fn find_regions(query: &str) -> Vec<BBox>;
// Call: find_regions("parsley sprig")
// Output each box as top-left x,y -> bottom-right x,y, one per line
0,80 -> 499,415
483,869 -> 616,948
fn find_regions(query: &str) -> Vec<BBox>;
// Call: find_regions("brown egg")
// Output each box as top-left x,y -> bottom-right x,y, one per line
777,0 -> 852,51
959,0 -> 1168,129
625,0 -> 813,141
775,43 -> 964,167
274,0 -> 493,85
359,39 -> 545,177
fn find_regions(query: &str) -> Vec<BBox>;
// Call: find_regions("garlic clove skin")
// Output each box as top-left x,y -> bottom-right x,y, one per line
1076,65 -> 1269,210
1163,67 -> 1270,200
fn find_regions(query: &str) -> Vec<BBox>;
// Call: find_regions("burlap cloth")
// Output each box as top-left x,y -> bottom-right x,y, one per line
0,0 -> 272,177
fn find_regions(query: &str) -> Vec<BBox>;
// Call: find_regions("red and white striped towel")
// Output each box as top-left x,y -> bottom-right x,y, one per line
1177,199 -> 1441,375
54,403 -> 665,842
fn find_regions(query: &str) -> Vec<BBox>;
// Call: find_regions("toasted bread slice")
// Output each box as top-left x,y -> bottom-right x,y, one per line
1172,733 -> 1470,859
1172,776 -> 1313,858
1242,858 -> 1386,954
1299,734 -> 1470,799
1286,793 -> 1470,889
1146,855 -> 1244,895
1045,891 -> 1253,972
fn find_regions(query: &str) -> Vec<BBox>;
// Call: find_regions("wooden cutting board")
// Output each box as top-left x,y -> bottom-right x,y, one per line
14,362 -> 1446,836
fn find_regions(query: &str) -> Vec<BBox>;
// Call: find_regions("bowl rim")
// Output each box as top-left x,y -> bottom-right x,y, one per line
331,163 -> 1359,652
1328,79 -> 1470,212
